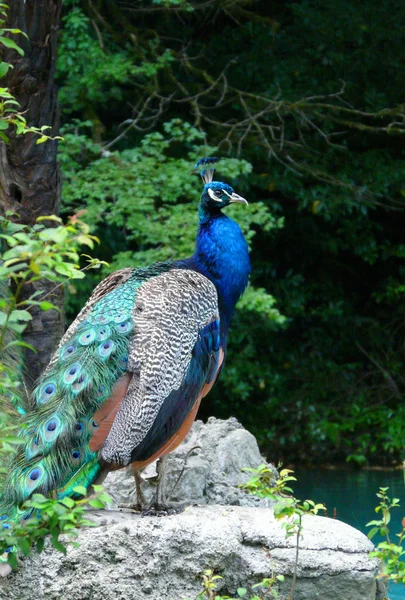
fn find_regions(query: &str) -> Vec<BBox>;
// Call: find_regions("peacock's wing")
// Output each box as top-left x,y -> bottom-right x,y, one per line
128,318 -> 223,468
90,268 -> 222,469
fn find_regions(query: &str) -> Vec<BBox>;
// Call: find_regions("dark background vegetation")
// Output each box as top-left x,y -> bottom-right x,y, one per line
56,0 -> 405,467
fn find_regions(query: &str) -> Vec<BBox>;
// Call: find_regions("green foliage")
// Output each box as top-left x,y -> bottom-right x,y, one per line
242,0 -> 405,465
151,0 -> 193,8
0,486 -> 111,571
241,465 -> 292,498
241,466 -> 325,535
241,466 -> 325,600
0,213 -> 102,341
57,6 -> 173,115
367,487 -> 405,584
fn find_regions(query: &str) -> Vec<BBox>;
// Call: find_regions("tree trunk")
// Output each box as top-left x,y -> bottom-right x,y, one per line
0,0 -> 63,388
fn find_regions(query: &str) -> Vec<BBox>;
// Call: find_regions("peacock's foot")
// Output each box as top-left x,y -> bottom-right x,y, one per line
140,504 -> 184,517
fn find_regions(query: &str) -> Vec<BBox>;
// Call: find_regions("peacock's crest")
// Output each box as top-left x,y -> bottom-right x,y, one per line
195,157 -> 219,184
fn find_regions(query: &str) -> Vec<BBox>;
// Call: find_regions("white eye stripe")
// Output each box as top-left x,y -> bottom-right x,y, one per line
222,189 -> 232,198
208,188 -> 222,202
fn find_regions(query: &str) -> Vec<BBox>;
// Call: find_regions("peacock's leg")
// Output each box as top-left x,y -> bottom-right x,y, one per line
152,455 -> 168,509
119,468 -> 147,511
134,470 -> 147,510
146,455 -> 188,514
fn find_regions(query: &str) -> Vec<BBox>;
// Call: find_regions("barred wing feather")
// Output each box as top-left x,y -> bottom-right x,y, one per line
97,269 -> 221,467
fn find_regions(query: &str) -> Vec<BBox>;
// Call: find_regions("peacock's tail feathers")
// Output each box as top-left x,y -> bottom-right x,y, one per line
0,268 -> 153,524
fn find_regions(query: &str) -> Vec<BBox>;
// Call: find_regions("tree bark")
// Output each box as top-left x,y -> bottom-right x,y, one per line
0,0 -> 63,387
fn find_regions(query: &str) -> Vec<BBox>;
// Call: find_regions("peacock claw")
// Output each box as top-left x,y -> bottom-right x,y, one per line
140,505 -> 182,517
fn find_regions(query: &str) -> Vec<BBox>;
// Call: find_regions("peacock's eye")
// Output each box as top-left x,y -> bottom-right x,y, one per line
208,188 -> 222,202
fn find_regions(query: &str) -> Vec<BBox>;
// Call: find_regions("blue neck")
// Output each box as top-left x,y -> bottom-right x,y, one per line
187,207 -> 251,328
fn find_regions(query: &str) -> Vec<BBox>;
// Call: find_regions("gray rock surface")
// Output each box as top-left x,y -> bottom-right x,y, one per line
0,505 -> 382,600
0,418 -> 385,600
103,417 -> 278,508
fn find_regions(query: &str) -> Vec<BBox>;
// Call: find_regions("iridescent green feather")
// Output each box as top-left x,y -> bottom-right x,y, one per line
0,271 -> 145,522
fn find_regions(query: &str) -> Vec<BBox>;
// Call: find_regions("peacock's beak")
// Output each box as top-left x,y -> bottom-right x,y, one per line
229,193 -> 248,205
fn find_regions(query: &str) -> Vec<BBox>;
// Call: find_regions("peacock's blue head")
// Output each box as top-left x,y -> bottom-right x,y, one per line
196,157 -> 248,212
200,181 -> 248,211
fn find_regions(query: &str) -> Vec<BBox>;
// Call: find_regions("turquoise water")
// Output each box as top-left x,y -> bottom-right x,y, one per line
293,468 -> 405,600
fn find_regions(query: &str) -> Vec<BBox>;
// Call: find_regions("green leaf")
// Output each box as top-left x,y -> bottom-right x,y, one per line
17,539 -> 31,556
9,309 -> 32,322
36,135 -> 49,145
7,551 -> 17,570
72,485 -> 87,496
0,233 -> 19,245
36,215 -> 62,223
368,527 -> 380,539
60,497 -> 75,509
0,312 -> 10,327
0,36 -> 24,55
88,498 -> 106,509
51,538 -> 67,554
39,301 -> 59,311
29,259 -> 40,274
7,322 -> 27,334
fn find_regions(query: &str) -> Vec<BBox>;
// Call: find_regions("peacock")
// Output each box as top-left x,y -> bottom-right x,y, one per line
0,157 -> 250,572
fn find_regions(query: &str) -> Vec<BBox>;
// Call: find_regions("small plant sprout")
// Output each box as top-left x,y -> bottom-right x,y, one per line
367,487 -> 405,584
240,466 -> 326,600
185,568 -> 284,600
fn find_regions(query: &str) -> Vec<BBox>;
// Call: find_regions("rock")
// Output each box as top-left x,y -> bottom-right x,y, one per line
103,417 -> 278,508
0,419 -> 385,600
0,505 -> 382,600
